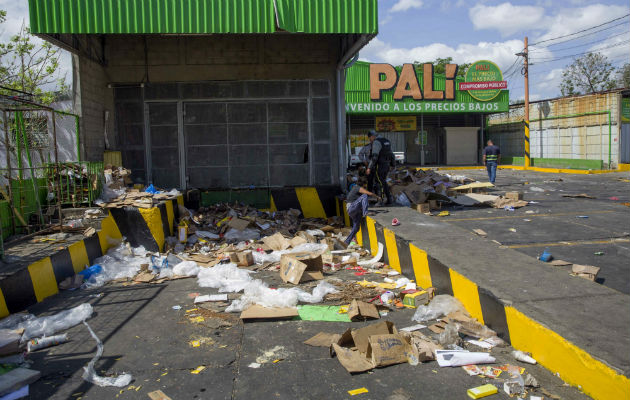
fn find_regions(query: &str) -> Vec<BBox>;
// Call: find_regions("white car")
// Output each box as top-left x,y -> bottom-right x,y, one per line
394,151 -> 405,164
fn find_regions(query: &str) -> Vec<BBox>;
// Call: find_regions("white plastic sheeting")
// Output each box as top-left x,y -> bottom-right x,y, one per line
251,243 -> 329,265
357,243 -> 384,267
173,261 -> 200,277
86,244 -> 151,287
19,303 -> 93,341
82,321 -> 133,387
412,295 -> 467,322
197,263 -> 255,293
225,280 -> 338,312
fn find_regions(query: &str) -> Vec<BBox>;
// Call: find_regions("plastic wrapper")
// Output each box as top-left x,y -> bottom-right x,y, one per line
225,280 -> 338,312
438,323 -> 460,346
196,231 -> 220,240
412,295 -> 467,322
20,303 -> 93,341
306,229 -> 325,237
435,349 -> 496,367
358,243 -> 384,267
84,243 -> 150,287
396,193 -> 411,207
197,263 -> 255,293
27,334 -> 69,352
173,261 -> 200,277
82,322 -> 133,387
223,228 -> 261,242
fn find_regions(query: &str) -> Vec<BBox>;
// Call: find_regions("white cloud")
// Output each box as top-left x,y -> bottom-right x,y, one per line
469,3 -> 546,37
534,4 -> 628,44
587,31 -> 630,61
390,0 -> 424,13
360,37 -> 537,73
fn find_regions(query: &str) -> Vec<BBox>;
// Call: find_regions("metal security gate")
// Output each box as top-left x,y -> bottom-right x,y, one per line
621,124 -> 630,164
146,103 -> 181,189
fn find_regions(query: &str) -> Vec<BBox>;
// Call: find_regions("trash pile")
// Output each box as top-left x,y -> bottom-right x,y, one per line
97,165 -> 180,207
0,302 -> 132,397
347,166 -> 529,212
305,293 -> 545,398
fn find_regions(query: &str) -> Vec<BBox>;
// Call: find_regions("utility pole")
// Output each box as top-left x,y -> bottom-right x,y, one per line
522,37 -> 530,168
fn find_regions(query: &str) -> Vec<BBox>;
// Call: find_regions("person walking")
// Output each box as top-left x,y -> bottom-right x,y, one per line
366,130 -> 395,205
344,182 -> 378,245
483,139 -> 501,184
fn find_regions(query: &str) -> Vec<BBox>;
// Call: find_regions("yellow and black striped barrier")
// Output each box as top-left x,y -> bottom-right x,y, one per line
336,197 -> 630,400
268,187 -> 340,219
0,196 -> 183,318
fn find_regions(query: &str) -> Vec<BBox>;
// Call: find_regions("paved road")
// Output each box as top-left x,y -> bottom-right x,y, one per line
26,270 -> 589,399
438,169 -> 630,294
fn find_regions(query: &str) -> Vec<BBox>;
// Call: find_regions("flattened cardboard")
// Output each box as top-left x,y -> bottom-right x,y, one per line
367,334 -> 411,367
289,236 -> 307,248
331,344 -> 374,373
505,191 -> 524,200
416,203 -> 430,213
351,321 -> 396,355
280,253 -> 324,285
262,232 -> 290,251
551,259 -> 573,266
304,332 -> 342,347
0,329 -> 22,357
347,300 -> 380,321
572,264 -> 600,281
228,217 -> 250,231
472,229 -> 487,237
240,305 -> 298,320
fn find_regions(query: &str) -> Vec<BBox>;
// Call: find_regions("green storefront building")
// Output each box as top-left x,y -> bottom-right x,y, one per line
344,60 -> 510,166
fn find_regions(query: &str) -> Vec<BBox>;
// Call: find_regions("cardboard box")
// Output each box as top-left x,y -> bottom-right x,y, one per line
350,321 -> 396,354
416,203 -> 430,213
505,191 -> 523,201
402,290 -> 429,308
262,232 -> 290,251
347,299 -> 380,322
572,264 -> 600,281
428,200 -> 440,210
367,334 -> 412,367
279,252 -> 324,284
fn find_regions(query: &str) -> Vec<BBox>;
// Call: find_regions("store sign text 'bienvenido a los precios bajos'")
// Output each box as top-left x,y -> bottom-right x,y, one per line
345,60 -> 509,114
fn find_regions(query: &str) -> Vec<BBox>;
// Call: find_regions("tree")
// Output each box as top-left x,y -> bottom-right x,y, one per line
618,63 -> 630,88
413,57 -> 470,78
559,52 -> 617,96
0,13 -> 67,105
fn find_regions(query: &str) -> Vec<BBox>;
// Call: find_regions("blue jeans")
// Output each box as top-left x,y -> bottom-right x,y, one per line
345,194 -> 369,244
486,161 -> 497,183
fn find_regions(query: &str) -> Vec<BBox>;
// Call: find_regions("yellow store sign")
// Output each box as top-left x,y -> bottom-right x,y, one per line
375,116 -> 417,132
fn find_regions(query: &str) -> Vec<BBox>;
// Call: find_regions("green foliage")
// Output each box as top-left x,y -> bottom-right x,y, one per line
559,52 -> 617,96
618,63 -> 630,88
0,13 -> 67,105
412,57 -> 470,78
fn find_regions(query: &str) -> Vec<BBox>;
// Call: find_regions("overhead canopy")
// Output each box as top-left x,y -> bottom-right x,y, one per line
28,0 -> 378,34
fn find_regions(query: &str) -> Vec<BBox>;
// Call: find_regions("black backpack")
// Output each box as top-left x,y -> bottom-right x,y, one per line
375,137 -> 394,164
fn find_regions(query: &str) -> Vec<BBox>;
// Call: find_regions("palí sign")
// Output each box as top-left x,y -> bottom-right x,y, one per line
347,61 -> 509,114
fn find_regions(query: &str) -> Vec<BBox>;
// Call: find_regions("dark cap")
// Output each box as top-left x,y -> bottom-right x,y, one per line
367,130 -> 377,137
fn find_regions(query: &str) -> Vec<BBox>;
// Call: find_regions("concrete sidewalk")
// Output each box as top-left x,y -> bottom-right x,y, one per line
354,205 -> 630,400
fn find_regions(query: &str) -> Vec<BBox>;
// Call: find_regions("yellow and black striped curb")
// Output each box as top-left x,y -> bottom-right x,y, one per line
267,187 -> 341,218
0,196 -> 183,318
336,198 -> 630,400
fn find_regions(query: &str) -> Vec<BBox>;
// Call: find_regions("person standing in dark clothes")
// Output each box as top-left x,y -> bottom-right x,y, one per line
366,130 -> 395,205
344,183 -> 378,245
483,139 -> 501,184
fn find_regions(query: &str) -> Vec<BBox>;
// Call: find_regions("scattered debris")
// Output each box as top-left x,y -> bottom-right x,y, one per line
348,387 -> 369,396
472,229 -> 487,237
562,193 -> 595,199
512,350 -> 537,364
571,264 -> 600,281
467,384 -> 498,399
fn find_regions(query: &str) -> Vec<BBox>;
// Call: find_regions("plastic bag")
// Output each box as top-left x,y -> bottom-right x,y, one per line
84,243 -> 151,287
412,295 -> 467,322
197,263 -> 255,293
223,228 -> 260,242
21,303 -> 93,341
396,193 -> 411,207
438,323 -> 460,346
358,243 -> 384,267
225,280 -> 337,312
306,229 -> 325,237
173,260 -> 200,277
196,231 -> 220,240
82,321 -> 133,387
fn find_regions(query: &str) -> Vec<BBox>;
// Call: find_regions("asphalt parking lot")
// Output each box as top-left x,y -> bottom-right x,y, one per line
437,168 -> 630,295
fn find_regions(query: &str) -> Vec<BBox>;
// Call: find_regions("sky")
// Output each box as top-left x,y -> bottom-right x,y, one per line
361,0 -> 630,101
0,0 -> 628,102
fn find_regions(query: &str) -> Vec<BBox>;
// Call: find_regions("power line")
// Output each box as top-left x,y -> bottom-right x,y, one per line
529,40 -> 630,64
529,14 -> 630,46
530,21 -> 629,49
529,30 -> 630,53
